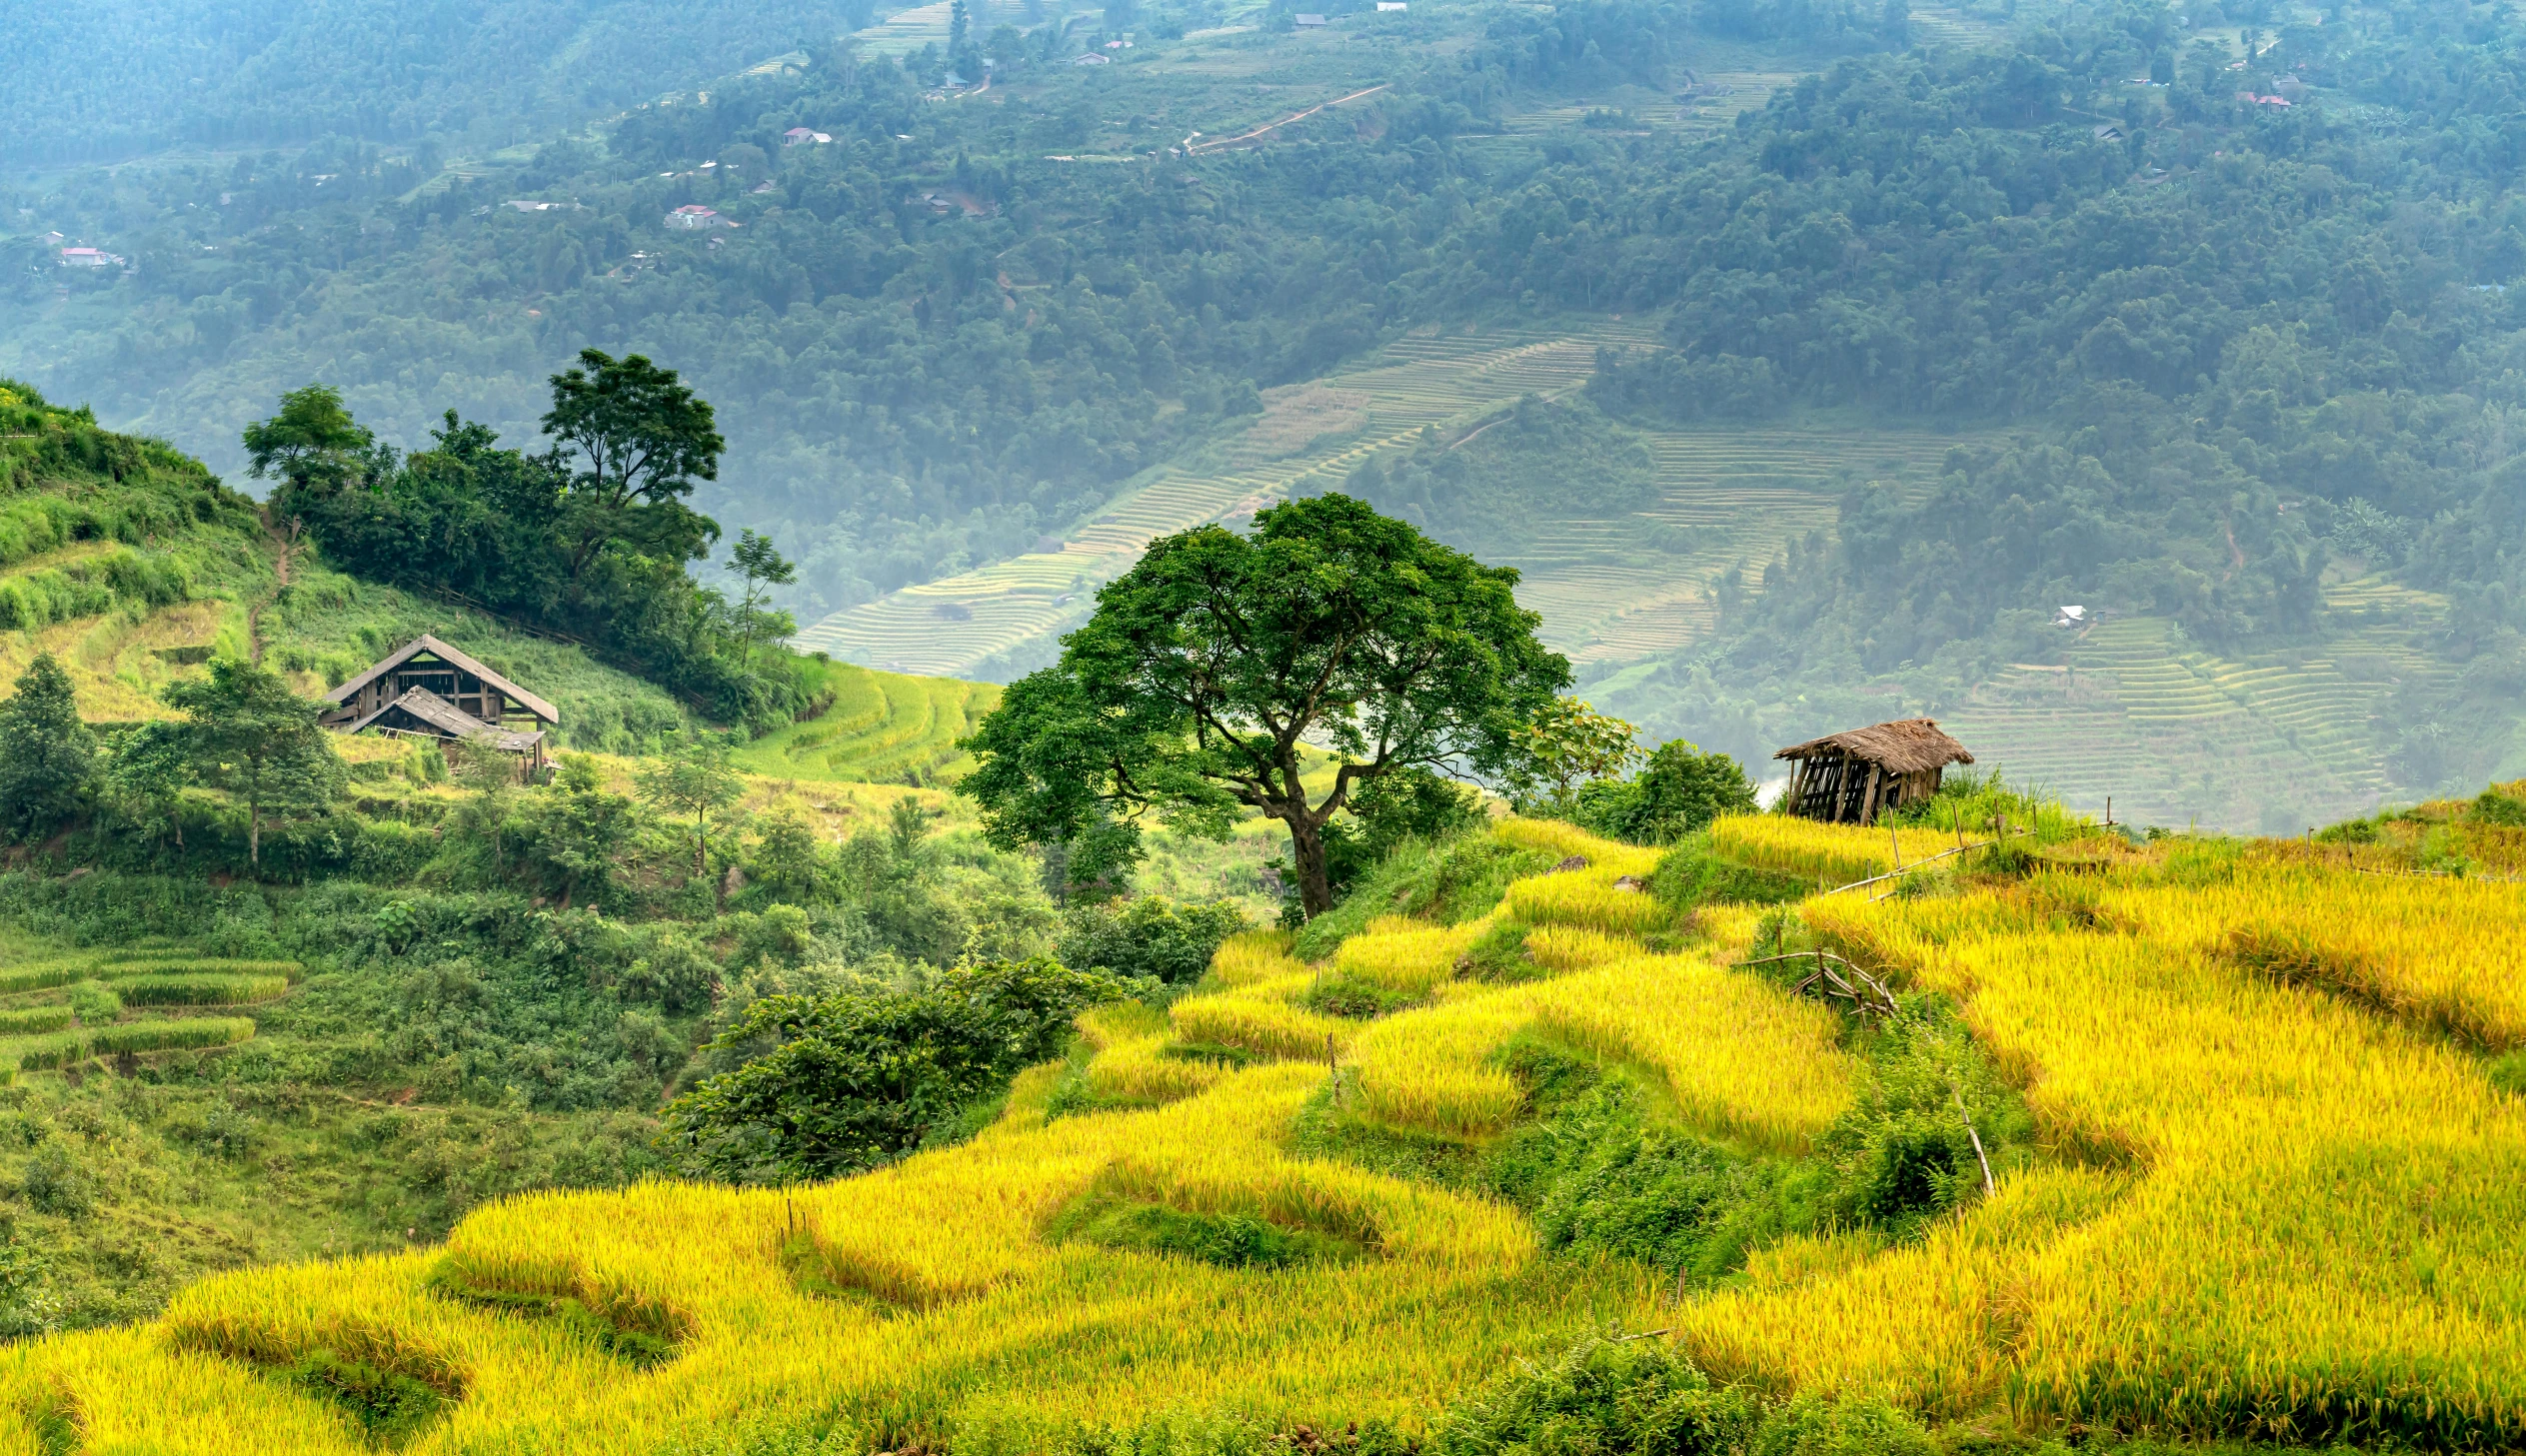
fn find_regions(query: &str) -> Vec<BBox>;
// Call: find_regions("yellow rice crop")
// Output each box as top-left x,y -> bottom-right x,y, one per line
1333,916 -> 1487,994
1783,876 -> 2526,1445
1209,929 -> 1305,988
1491,817 -> 1663,877
1708,814 -> 1975,885
1344,986 -> 1545,1137
1087,1021 -> 1229,1108
18,818 -> 2526,1449
4,1061 -> 1652,1454
1169,972 -> 1352,1062
2092,859 -> 2526,1049
1531,956 -> 1855,1154
1501,873 -> 1681,934
1519,924 -> 1634,973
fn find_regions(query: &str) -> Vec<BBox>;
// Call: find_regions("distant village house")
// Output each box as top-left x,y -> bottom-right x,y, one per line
59,247 -> 123,268
666,205 -> 732,229
325,635 -> 558,773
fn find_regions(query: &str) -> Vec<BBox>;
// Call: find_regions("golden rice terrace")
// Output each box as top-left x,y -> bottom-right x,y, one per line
5,815 -> 2524,1451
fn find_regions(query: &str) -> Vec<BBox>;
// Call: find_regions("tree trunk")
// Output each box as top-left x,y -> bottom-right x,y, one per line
249,802 -> 261,871
1285,811 -> 1333,918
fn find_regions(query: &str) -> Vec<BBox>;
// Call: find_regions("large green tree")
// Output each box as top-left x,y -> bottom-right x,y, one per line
0,655 -> 97,843
961,494 -> 1568,916
162,660 -> 348,871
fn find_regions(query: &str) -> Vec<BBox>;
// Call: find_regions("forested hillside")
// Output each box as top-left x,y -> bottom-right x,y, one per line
9,0 -> 2526,821
0,394 -> 1267,1331
0,0 -> 874,165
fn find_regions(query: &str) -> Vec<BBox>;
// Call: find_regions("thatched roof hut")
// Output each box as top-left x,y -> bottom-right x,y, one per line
1774,719 -> 1973,824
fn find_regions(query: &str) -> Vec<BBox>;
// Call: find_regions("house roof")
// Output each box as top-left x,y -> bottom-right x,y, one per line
327,634 -> 560,725
346,688 -> 549,752
1773,719 -> 1974,773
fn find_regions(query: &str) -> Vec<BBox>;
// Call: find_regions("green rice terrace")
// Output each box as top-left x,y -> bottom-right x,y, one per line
796,322 -> 1982,678
0,950 -> 289,1081
731,657 -> 996,785
1942,577 -> 2459,832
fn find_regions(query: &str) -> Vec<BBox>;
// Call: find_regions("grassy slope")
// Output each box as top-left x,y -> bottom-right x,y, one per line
0,391 -> 1136,1332
8,814 -> 2525,1449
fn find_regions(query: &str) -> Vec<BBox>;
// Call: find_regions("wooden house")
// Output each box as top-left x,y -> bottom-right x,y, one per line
324,635 -> 559,769
1773,719 -> 1973,824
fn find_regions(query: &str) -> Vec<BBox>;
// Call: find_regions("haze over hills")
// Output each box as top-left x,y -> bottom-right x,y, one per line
8,0 -> 2526,1445
4,0 -> 2525,826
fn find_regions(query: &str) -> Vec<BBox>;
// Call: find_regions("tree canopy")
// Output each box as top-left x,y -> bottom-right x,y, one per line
961,494 -> 1567,915
0,655 -> 98,844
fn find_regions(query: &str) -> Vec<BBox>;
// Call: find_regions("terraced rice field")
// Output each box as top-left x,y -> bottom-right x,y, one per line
733,661 -> 998,784
796,321 -> 1664,676
1942,577 -> 2458,830
849,0 -> 954,58
1514,431 -> 1968,663
799,322 -> 1978,677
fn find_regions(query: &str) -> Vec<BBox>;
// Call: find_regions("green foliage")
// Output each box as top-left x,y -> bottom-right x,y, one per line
261,377 -> 804,729
962,495 -> 1568,917
0,655 -> 97,844
63,980 -> 120,1025
1645,840 -> 1811,910
2471,787 -> 2526,828
160,658 -> 348,870
1056,896 -> 1248,986
275,1347 -> 454,1445
1503,698 -> 1643,821
637,735 -> 747,882
1477,1001 -> 2033,1284
1317,765 -> 1490,911
1047,1193 -> 1363,1269
1299,973 -> 1424,1019
1572,741 -> 1761,846
661,958 -> 1125,1183
1432,1337 -> 1761,1456
1292,831 -> 1554,961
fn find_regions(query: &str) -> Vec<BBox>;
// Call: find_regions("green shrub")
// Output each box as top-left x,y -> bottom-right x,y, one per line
1434,1336 -> 1760,1456
1047,1193 -> 1363,1269
64,980 -> 120,1025
1294,832 -> 1552,960
1059,896 -> 1249,985
2470,788 -> 2526,827
22,1145 -> 96,1216
1571,742 -> 1761,846
661,959 -> 1123,1183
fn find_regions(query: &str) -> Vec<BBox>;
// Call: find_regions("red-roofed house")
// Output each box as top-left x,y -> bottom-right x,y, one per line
783,126 -> 816,145
666,205 -> 726,229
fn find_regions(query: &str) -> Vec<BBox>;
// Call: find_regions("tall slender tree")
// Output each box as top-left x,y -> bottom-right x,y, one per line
0,655 -> 97,843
